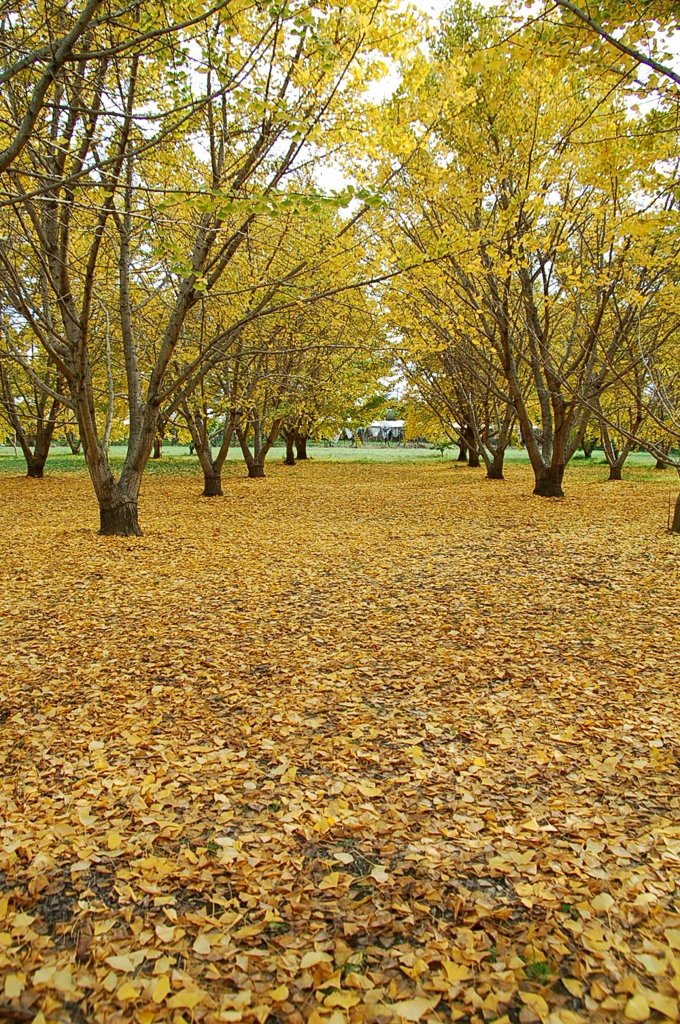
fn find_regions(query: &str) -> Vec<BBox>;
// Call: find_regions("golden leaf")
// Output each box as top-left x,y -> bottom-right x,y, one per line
151,974 -> 171,1003
386,996 -> 438,1021
106,830 -> 122,850
4,973 -> 24,999
300,951 -> 332,968
625,995 -> 651,1021
167,988 -> 206,1009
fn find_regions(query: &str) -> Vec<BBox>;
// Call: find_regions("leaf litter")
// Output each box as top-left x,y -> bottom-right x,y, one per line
0,460 -> 678,1024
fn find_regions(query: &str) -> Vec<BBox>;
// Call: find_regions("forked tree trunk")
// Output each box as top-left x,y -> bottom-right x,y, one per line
181,403 -> 238,498
605,440 -> 633,481
26,455 -> 47,478
486,447 -> 505,480
599,415 -> 633,482
533,463 -> 565,497
203,472 -> 223,497
467,446 -> 481,468
582,437 -> 597,459
237,418 -> 281,479
79,410 -> 146,536
89,454 -> 144,535
1,365 -> 60,478
99,499 -> 141,536
295,432 -> 309,459
65,430 -> 82,454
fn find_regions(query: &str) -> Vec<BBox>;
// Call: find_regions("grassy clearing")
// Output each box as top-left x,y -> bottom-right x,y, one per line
0,441 -> 671,480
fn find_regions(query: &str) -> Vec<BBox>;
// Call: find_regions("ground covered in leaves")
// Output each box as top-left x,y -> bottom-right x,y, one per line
1,460 -> 679,1024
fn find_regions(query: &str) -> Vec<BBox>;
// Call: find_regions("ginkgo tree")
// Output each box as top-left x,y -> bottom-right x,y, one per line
0,336 -> 63,478
369,0 -> 680,500
0,0 -> 413,534
166,197 -> 389,490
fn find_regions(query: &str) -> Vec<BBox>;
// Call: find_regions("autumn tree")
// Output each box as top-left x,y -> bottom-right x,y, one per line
0,336 -> 62,478
0,0 -> 410,533
370,1 -> 680,498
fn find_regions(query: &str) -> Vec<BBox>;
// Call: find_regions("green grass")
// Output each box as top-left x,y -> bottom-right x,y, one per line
0,441 -> 673,480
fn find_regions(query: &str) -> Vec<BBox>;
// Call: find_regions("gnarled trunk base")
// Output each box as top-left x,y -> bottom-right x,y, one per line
26,463 -> 46,479
99,501 -> 142,537
486,449 -> 505,480
203,474 -> 223,497
468,453 -> 481,468
608,466 -> 623,481
533,466 -> 565,497
248,465 -> 266,478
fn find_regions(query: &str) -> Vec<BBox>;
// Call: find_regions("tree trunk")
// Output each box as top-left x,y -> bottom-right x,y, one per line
152,436 -> 162,459
672,493 -> 680,534
203,472 -> 223,497
600,416 -> 633,482
295,433 -> 309,459
283,433 -> 296,466
99,499 -> 141,536
237,417 -> 281,480
181,402 -> 229,498
65,430 -> 82,454
582,438 -> 597,459
486,447 -> 505,480
457,441 -> 468,462
26,456 -> 47,478
656,458 -> 668,470
533,464 -> 565,497
80,423 -> 145,536
468,448 -> 481,468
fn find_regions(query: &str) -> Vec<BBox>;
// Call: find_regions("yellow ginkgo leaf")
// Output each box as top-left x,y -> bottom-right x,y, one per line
117,980 -> 139,1002
647,992 -> 678,1020
167,989 -> 206,1009
388,996 -> 438,1021
151,974 -> 171,1004
625,994 -> 651,1021
193,932 -> 211,955
300,951 -> 332,969
4,973 -> 24,999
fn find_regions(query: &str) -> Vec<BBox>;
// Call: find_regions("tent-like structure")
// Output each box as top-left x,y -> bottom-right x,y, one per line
366,420 -> 405,442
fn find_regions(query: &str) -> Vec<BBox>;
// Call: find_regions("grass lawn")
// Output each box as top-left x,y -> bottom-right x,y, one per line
0,440 -> 671,479
0,460 -> 678,1023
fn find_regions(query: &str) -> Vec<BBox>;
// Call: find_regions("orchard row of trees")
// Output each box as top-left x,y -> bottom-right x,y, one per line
0,0 -> 679,532
369,1 -> 680,515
